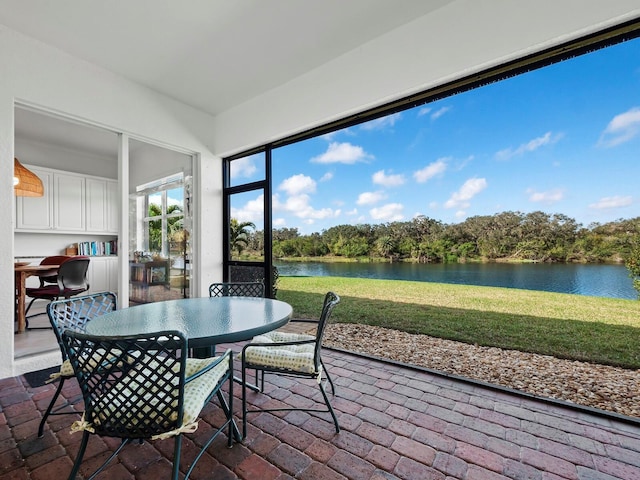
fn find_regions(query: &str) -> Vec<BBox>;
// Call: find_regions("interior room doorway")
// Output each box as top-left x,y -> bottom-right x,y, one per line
128,139 -> 193,304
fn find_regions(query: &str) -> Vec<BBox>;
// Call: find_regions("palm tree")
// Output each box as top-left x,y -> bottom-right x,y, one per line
230,218 -> 256,257
375,235 -> 395,261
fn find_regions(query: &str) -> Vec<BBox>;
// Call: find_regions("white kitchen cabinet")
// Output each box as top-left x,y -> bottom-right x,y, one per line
86,178 -> 108,232
88,256 -> 118,294
16,165 -> 117,234
16,167 -> 54,230
106,180 -> 118,234
54,172 -> 85,231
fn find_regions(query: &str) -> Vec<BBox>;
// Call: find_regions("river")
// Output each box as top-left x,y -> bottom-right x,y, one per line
274,261 -> 637,300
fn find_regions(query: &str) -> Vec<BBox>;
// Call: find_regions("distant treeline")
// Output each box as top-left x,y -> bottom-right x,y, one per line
243,212 -> 640,263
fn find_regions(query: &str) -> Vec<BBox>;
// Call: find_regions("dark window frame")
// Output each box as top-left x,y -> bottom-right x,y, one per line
223,148 -> 274,295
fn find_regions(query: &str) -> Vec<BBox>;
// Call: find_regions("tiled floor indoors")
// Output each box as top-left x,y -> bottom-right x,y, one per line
2,342 -> 640,480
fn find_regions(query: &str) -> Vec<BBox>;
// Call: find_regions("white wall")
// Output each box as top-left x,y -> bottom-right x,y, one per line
212,0 -> 640,156
0,27 -> 223,378
129,139 -> 191,193
16,138 -> 117,179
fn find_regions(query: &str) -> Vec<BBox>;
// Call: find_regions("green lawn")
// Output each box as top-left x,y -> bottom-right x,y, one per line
276,276 -> 640,369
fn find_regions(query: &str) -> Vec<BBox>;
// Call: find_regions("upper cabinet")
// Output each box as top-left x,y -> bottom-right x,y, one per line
16,166 -> 54,230
86,177 -> 118,233
106,180 -> 118,234
16,165 -> 118,234
54,172 -> 85,231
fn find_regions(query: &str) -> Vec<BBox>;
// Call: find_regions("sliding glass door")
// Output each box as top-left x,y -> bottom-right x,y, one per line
129,140 -> 193,304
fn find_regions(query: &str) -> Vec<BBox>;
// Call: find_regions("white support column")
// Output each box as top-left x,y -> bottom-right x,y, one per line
117,134 -> 130,307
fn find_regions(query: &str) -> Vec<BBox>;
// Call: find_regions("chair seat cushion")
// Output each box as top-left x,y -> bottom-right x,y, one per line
57,359 -> 75,379
182,356 -> 230,425
245,331 -> 319,374
26,285 -> 87,298
26,285 -> 62,299
75,353 -> 229,438
53,349 -> 141,381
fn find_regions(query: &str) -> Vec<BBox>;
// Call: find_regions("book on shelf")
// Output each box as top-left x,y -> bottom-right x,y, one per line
74,240 -> 118,256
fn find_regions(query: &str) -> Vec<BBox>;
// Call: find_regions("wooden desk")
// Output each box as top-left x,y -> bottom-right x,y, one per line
14,264 -> 59,334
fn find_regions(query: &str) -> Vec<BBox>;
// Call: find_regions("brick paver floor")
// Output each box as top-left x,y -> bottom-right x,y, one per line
2,345 -> 640,479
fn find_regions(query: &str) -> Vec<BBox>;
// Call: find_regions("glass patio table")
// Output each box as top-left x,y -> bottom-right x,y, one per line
87,296 -> 292,441
86,296 -> 293,356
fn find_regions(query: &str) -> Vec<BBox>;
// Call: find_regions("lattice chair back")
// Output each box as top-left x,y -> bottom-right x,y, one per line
37,292 -> 118,437
47,291 -> 117,362
209,281 -> 265,298
311,291 -> 340,368
62,329 -> 235,480
63,330 -> 187,439
241,291 -> 341,436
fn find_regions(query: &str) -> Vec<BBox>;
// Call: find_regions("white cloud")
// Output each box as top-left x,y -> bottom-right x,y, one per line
444,178 -> 488,209
589,195 -> 633,209
229,155 -> 258,179
413,159 -> 447,183
431,106 -> 451,120
278,174 -> 316,196
273,218 -> 286,227
372,170 -> 405,187
346,208 -> 358,216
455,210 -> 467,219
417,106 -> 432,117
311,142 -> 373,164
370,203 -> 404,221
495,132 -> 562,160
455,155 -> 474,171
167,196 -> 182,207
273,192 -> 337,224
598,107 -> 640,147
527,188 -> 564,204
357,191 -> 386,206
284,194 -> 336,220
230,193 -> 264,223
320,172 -> 334,182
360,113 -> 402,131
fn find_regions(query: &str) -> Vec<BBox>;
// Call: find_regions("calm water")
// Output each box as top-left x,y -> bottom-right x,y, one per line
275,261 -> 638,300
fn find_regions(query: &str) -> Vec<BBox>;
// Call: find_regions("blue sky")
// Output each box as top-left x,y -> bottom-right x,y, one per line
231,37 -> 640,235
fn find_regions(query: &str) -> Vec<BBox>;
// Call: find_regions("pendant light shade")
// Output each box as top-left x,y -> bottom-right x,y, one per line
14,158 -> 44,197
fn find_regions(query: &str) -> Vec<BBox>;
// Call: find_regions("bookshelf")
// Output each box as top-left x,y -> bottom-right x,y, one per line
129,260 -> 169,303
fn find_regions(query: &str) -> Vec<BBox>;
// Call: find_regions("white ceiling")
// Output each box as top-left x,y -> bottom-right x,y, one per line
4,0 -> 452,157
0,0 -> 452,116
5,1 -> 640,158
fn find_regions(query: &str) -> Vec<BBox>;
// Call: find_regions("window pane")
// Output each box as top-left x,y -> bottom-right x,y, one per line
167,187 -> 183,211
147,194 -> 161,218
230,152 -> 265,187
147,218 -> 162,252
229,190 -> 264,261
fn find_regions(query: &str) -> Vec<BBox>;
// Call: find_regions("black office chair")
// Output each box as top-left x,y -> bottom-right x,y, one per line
25,256 -> 90,328
34,255 -> 71,288
241,291 -> 341,437
38,291 -> 117,437
62,329 -> 235,480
